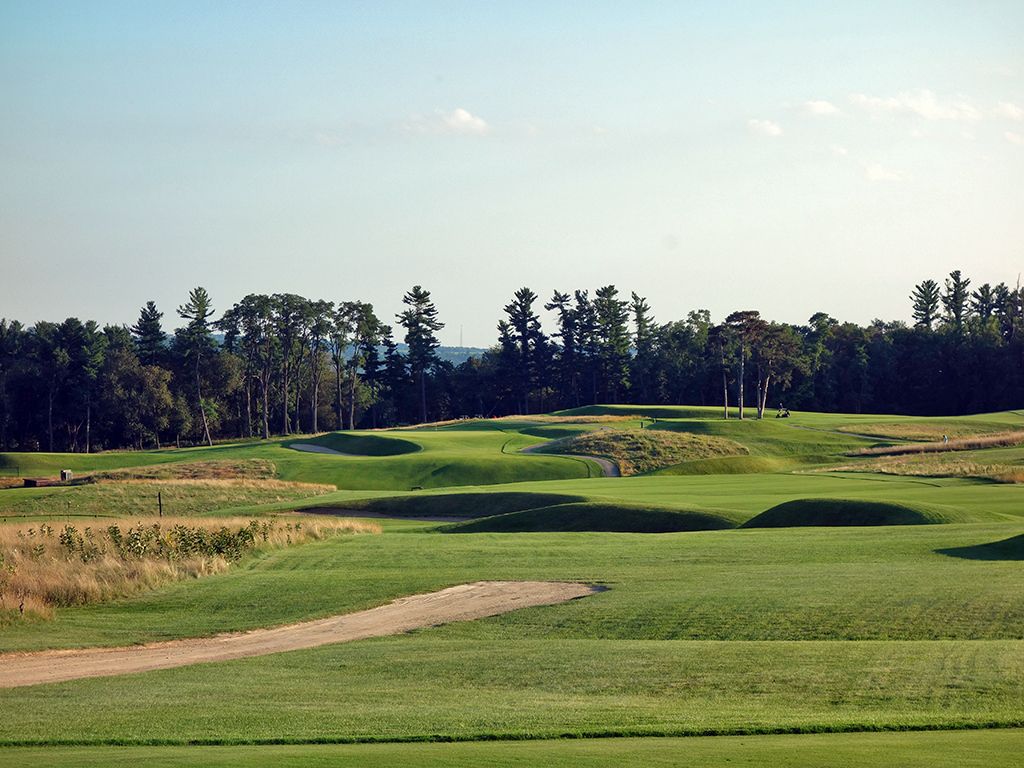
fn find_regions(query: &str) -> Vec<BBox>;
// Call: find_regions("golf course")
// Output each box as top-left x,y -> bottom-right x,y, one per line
0,405 -> 1021,766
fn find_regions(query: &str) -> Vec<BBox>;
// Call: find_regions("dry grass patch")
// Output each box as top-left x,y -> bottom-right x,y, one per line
852,431 -> 1024,457
89,459 -> 277,482
0,515 -> 379,620
534,429 -> 747,475
826,454 -> 1024,483
838,423 -> 1010,441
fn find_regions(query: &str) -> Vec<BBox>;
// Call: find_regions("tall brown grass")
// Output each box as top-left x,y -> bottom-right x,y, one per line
0,516 -> 378,620
852,431 -> 1024,457
89,459 -> 278,482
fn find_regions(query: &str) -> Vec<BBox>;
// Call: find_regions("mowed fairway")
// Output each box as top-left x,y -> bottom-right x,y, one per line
0,407 -> 1022,764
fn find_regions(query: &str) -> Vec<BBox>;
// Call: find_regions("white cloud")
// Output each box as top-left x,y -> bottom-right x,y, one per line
803,100 -> 840,116
441,107 -> 489,135
849,90 -> 982,122
864,163 -> 902,182
748,118 -> 782,137
1006,131 -> 1024,146
830,144 -> 848,156
995,102 -> 1024,121
405,107 -> 490,136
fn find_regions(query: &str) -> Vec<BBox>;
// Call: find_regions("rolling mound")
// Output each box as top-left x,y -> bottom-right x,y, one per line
742,498 -> 960,528
531,429 -> 747,475
309,491 -> 589,519
294,433 -> 421,456
938,533 -> 1024,561
445,501 -> 738,533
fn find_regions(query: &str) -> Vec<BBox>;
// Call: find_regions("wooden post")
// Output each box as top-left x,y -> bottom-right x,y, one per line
158,492 -> 163,518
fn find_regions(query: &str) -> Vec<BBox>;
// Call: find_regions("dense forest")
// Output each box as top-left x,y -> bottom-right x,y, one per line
0,270 -> 1022,452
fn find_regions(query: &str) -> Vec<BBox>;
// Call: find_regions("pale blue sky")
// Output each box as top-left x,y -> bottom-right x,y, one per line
2,2 -> 1022,344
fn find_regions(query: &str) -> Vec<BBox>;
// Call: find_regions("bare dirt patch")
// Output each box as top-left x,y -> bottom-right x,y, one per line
0,581 -> 599,688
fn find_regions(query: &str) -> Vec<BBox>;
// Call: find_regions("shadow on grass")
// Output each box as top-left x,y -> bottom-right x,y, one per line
938,533 -> 1024,561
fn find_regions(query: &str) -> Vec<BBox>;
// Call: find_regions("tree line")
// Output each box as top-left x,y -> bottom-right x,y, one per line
0,270 -> 1021,452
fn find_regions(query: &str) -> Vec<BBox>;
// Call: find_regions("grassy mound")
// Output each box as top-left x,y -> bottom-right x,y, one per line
296,433 -> 420,456
742,498 -> 960,528
532,429 -> 747,475
309,491 -> 588,519
938,533 -> 1024,560
445,501 -> 738,533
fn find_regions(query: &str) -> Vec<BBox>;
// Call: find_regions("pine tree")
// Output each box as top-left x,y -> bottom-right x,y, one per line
593,285 -> 630,402
176,286 -> 216,446
910,280 -> 940,329
397,286 -> 444,423
130,301 -> 166,366
941,270 -> 972,332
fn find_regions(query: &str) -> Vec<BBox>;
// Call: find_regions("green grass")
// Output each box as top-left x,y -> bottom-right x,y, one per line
1,406 -> 1024,759
308,491 -> 590,518
1,636 -> 1021,744
445,501 -> 738,532
3,522 -> 1023,652
4,730 -> 1022,767
742,498 -> 964,528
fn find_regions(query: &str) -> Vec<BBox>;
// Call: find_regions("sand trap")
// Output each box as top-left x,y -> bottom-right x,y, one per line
289,443 -> 345,455
0,581 -> 599,689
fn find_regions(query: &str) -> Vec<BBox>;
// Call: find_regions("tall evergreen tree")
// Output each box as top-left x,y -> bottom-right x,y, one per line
545,291 -> 580,407
397,285 -> 444,423
630,292 -> 655,403
503,287 -> 544,414
592,285 -> 630,402
176,286 -> 216,446
910,280 -> 941,329
941,270 -> 972,332
0,320 -> 24,450
130,301 -> 166,366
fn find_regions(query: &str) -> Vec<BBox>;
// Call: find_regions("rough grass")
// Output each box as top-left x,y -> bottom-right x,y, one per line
0,516 -> 379,620
533,429 -> 747,475
838,422 -> 1013,441
826,454 -> 1024,483
444,501 -> 739,533
0,478 -> 336,520
743,498 -> 962,528
88,459 -> 277,481
854,432 -> 1024,457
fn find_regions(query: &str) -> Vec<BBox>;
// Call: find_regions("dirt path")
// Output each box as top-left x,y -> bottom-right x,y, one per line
0,581 -> 599,689
520,444 -> 621,477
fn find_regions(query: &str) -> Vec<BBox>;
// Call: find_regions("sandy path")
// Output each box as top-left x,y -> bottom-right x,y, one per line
520,444 -> 621,477
0,581 -> 598,689
289,443 -> 346,455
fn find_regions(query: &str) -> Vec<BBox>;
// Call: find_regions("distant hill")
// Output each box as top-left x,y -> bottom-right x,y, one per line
398,345 -> 489,365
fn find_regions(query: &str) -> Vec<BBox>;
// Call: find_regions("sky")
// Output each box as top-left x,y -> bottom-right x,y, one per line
2,1 -> 1023,346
